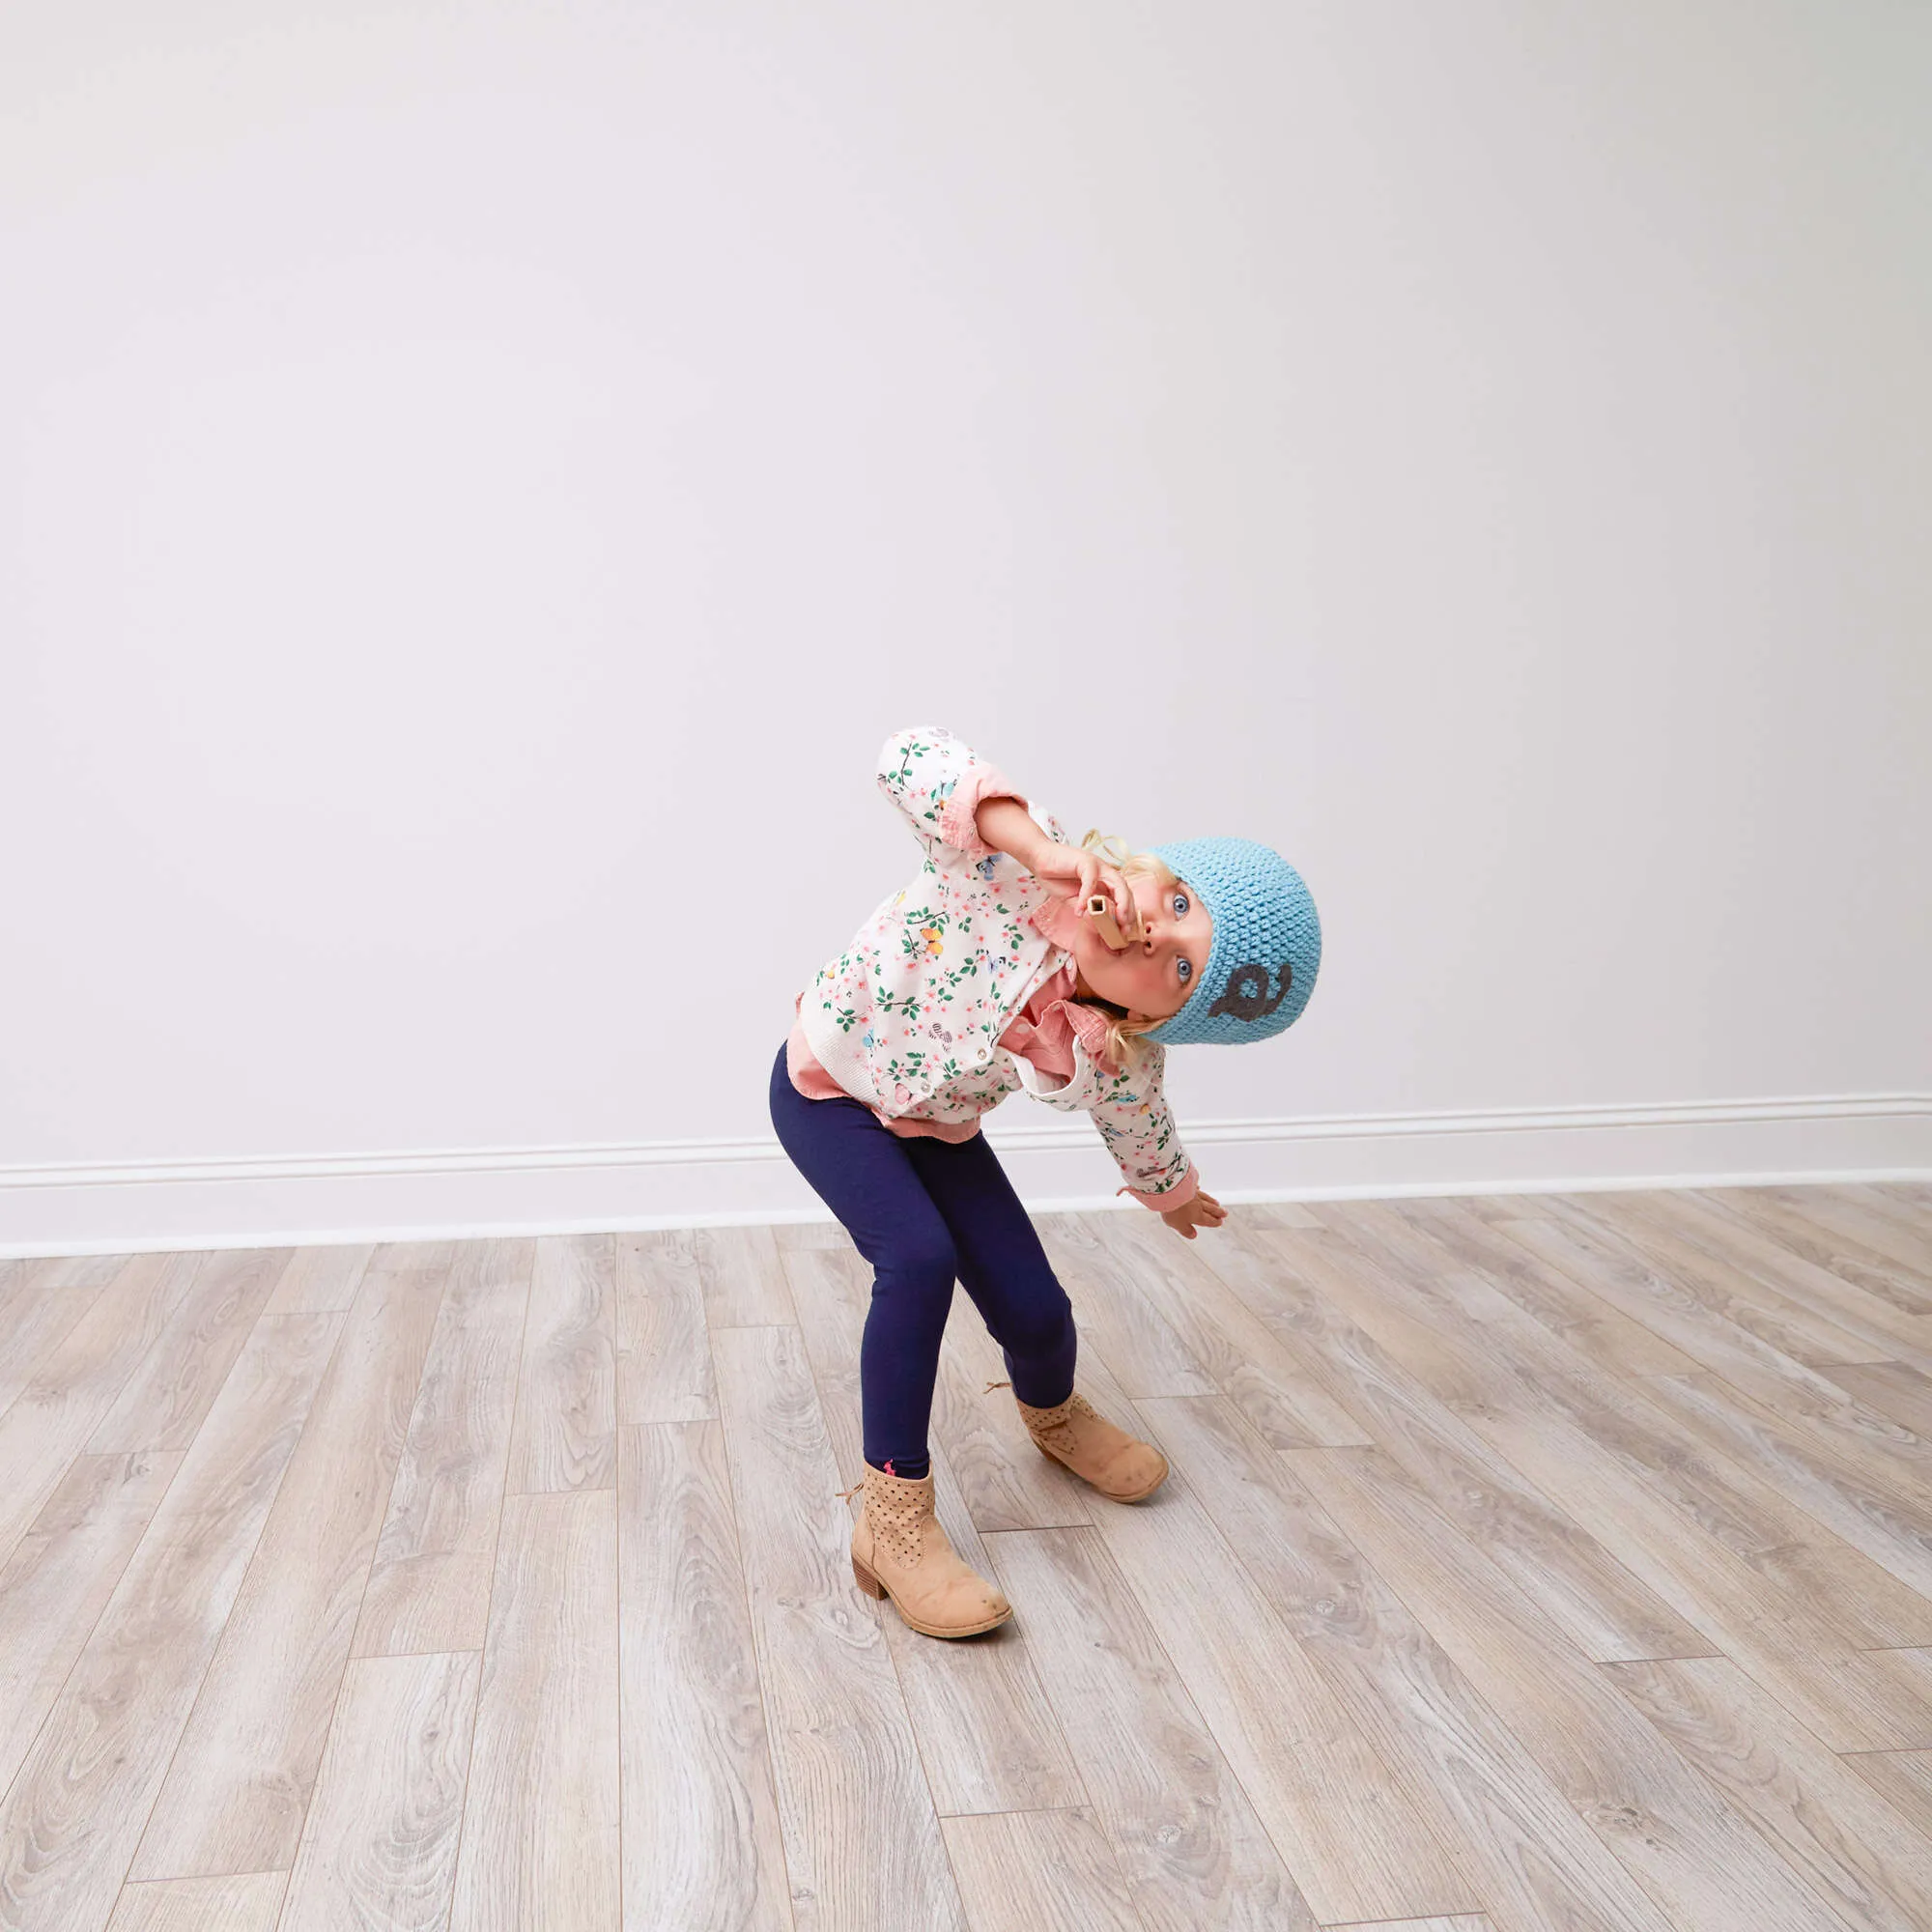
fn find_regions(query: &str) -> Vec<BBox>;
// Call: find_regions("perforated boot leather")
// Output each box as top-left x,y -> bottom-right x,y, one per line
848,1463 -> 1012,1639
1012,1389 -> 1169,1502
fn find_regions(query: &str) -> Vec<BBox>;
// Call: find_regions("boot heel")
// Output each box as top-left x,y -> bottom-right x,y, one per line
851,1558 -> 887,1600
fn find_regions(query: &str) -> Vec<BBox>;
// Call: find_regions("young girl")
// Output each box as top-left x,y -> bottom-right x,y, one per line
769,724 -> 1321,1638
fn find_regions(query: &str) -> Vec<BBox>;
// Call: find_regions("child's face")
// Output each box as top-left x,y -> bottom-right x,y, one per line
1070,871 -> 1213,1021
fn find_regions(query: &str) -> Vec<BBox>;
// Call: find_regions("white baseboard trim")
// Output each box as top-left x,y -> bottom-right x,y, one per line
2,1093 -> 1925,1259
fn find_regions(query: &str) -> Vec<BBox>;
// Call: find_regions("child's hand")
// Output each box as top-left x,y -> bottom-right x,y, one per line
1030,839 -> 1132,923
1160,1190 -> 1227,1239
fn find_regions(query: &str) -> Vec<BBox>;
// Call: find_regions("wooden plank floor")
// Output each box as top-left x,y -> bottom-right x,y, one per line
1,1183 -> 1930,1928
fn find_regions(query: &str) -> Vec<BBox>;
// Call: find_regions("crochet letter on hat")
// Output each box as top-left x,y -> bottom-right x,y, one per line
1208,960 -> 1293,1023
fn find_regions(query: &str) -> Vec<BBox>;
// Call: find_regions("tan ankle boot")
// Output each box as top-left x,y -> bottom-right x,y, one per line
848,1463 -> 1012,1639
1007,1387 -> 1169,1501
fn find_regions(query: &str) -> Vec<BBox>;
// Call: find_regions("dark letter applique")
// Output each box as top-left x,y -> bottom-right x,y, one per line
1208,961 -> 1293,1023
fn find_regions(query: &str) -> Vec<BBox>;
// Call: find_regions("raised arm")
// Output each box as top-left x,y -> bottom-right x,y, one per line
977,794 -> 1134,923
972,794 -> 1050,868
876,725 -> 1040,871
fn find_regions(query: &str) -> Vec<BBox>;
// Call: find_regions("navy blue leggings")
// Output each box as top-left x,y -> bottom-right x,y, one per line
768,1041 -> 1077,1470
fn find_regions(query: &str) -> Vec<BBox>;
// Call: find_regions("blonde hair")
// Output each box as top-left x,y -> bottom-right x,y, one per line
1075,829 -> 1179,1071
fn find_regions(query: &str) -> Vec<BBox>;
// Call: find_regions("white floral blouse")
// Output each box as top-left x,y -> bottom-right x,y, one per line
791,726 -> 1198,1209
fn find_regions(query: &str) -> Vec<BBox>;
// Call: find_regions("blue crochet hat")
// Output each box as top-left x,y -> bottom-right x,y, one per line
1142,838 -> 1321,1047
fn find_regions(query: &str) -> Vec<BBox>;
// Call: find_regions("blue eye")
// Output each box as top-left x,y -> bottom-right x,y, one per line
1177,957 -> 1192,984
1174,894 -> 1189,918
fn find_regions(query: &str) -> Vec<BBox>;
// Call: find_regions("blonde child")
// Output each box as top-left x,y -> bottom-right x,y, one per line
770,724 -> 1321,1637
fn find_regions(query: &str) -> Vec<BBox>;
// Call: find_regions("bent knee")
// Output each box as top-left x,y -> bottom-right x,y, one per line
1001,1284 -> 1075,1356
871,1234 -> 959,1293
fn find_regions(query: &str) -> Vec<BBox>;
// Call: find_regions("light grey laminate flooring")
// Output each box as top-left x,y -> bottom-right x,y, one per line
2,1183 -> 1931,1929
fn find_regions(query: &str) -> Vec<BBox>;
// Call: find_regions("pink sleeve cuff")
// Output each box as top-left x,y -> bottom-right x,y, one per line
938,761 -> 1029,862
1118,1165 -> 1201,1212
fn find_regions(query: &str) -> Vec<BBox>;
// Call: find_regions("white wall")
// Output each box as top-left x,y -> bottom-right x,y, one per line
4,0 -> 1928,1250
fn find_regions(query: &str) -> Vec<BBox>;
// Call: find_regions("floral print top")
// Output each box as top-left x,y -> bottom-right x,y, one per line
789,726 -> 1198,1210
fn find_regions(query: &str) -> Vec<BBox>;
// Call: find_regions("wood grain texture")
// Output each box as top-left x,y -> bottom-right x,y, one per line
1494,1204 -> 1932,1510
0,1250 -> 204,1569
1227,1201 -> 1324,1230
615,1230 -> 715,1423
1864,1644 -> 1932,1718
0,1449 -> 182,1801
712,1322 -> 965,1932
1602,1652 -> 1932,1932
1080,1448 -> 1474,1924
1633,1367 -> 1932,1612
984,1525 -> 1317,1932
277,1649 -> 480,1932
1138,1396 -> 1679,1932
30,1251 -> 129,1288
0,1313 -> 343,1932
1493,1210 -> 1870,1418
11,1187 -> 1932,1932
1859,1181 -> 1932,1232
701,1222 -> 801,1327
1205,1222 -> 1707,1662
0,1257 -> 103,1421
105,1873 -> 289,1931
1368,1198 -> 1702,1377
1294,1445 -> 1862,1932
940,1807 -> 1142,1932
1844,1751 -> 1932,1838
1034,1211 -> 1218,1398
1634,1188 -> 1932,1372
131,1257 -> 449,1878
448,1490 -> 621,1932
1074,1209 -> 1374,1445
1769,1184 -> 1932,1277
506,1234 -> 616,1492
644,1222 -> 799,1328
262,1240 -> 377,1316
355,1239 -> 532,1657
1320,1921 -> 1492,1932
782,1244 -> 1086,1818
1694,1186 -> 1932,1314
1306,1212 -> 1932,1656
772,1217 -> 856,1252
617,1421 -> 793,1932
1830,1363 -> 1932,1439
1365,1361 -> 1932,1748
1555,1191 -> 1894,1368
86,1246 -> 289,1453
